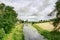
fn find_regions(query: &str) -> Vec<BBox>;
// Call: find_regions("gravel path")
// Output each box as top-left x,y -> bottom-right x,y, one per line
23,23 -> 47,40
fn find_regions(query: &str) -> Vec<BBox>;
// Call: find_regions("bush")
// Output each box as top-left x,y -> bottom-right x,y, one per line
0,3 -> 17,33
0,28 -> 5,40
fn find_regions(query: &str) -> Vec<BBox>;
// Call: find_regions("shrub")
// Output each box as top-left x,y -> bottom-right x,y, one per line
0,28 -> 5,40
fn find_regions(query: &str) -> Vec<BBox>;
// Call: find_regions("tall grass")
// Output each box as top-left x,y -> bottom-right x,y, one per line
12,23 -> 24,40
33,24 -> 60,40
0,28 -> 5,40
3,23 -> 24,40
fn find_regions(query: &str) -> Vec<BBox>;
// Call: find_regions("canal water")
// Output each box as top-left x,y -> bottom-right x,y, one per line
23,23 -> 47,40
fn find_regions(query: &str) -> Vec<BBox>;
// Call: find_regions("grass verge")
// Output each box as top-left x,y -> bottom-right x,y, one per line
2,23 -> 24,40
33,24 -> 60,40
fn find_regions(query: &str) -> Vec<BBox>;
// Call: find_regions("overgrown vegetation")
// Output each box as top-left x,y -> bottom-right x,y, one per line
12,24 -> 24,40
0,3 -> 17,40
33,24 -> 60,40
3,23 -> 24,40
0,28 -> 5,40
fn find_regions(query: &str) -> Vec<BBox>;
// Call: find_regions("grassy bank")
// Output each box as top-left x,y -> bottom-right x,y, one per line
3,23 -> 24,40
33,24 -> 60,40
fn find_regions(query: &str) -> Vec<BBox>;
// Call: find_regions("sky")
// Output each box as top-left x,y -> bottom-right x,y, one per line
0,0 -> 58,21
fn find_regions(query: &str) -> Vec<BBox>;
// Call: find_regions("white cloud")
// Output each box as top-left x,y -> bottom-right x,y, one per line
0,0 -> 58,21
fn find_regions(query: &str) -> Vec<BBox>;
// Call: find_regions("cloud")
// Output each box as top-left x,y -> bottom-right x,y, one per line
0,0 -> 58,21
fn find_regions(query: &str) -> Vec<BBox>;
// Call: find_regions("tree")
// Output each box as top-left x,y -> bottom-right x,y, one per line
0,3 -> 5,10
52,0 -> 60,31
0,3 -> 18,33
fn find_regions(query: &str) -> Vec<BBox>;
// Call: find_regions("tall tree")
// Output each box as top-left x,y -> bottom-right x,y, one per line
0,3 -> 18,33
53,0 -> 60,31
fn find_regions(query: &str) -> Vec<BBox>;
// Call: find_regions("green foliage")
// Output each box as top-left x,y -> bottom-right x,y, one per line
0,28 -> 5,40
52,0 -> 60,31
41,31 -> 60,40
56,0 -> 60,12
0,3 -> 17,33
0,3 -> 5,10
3,24 -> 24,40
12,24 -> 24,40
19,20 -> 24,23
13,28 -> 24,40
56,0 -> 60,19
53,18 -> 60,27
